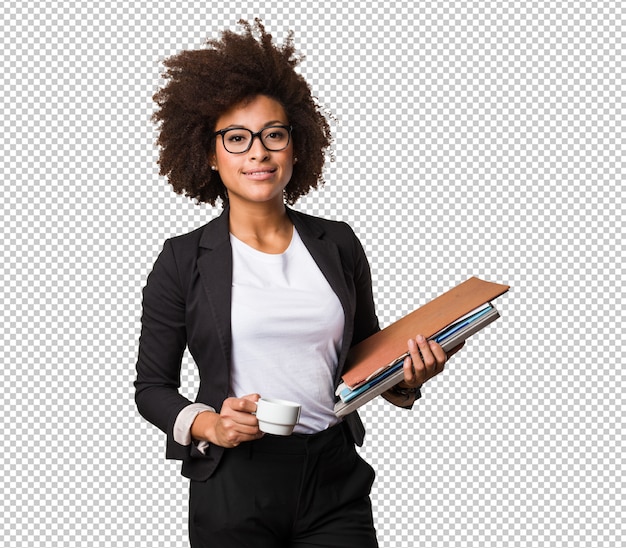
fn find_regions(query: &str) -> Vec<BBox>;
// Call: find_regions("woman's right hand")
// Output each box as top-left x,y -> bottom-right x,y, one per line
191,394 -> 264,448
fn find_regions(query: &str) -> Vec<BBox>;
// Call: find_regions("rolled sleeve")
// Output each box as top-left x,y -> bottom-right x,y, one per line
173,403 -> 215,453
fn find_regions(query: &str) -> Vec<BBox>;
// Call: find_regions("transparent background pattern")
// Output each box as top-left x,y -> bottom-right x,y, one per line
1,1 -> 623,547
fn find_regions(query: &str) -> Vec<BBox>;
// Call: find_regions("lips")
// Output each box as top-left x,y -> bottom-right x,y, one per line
243,168 -> 277,175
242,167 -> 278,181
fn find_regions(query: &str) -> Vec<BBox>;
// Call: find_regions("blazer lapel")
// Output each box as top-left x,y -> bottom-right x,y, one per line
196,209 -> 233,369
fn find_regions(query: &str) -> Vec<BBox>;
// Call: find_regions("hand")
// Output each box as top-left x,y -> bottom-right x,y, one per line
398,335 -> 465,389
191,394 -> 264,448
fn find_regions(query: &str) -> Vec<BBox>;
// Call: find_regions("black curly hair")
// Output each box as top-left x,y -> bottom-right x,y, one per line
152,19 -> 332,206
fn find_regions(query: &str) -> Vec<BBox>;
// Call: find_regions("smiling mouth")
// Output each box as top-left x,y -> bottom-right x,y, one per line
243,168 -> 277,175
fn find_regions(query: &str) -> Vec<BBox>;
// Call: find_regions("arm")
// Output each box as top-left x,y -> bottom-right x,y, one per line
134,239 -> 197,460
348,224 -> 380,346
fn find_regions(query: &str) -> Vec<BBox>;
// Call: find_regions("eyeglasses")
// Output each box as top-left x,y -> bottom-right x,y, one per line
214,125 -> 293,154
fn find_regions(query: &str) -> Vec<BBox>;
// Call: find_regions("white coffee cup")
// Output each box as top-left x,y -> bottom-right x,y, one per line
255,398 -> 301,436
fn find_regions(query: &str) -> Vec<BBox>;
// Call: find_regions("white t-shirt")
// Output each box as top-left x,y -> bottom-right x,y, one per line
229,227 -> 344,433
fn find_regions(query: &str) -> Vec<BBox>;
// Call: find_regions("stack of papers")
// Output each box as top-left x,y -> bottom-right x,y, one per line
334,277 -> 509,418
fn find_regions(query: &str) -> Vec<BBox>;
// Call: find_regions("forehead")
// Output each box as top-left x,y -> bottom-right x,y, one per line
215,95 -> 288,130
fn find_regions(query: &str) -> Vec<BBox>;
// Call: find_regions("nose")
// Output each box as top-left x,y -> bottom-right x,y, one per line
248,133 -> 270,160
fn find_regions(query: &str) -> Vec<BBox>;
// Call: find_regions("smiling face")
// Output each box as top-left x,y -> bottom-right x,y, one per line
212,95 -> 295,210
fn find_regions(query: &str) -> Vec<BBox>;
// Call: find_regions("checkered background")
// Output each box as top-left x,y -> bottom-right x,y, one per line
1,1 -> 623,547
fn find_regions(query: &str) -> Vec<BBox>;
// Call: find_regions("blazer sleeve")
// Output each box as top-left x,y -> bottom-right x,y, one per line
348,224 -> 380,345
134,239 -> 196,461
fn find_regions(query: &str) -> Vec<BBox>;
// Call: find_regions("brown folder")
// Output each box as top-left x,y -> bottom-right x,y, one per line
342,277 -> 510,389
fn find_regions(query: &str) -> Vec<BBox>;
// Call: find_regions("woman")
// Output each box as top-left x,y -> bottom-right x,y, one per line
135,19 -> 455,547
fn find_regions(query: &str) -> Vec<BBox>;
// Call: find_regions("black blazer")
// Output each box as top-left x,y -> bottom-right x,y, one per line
135,207 -> 380,480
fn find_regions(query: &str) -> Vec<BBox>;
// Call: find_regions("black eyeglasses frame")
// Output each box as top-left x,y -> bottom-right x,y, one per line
213,125 -> 293,154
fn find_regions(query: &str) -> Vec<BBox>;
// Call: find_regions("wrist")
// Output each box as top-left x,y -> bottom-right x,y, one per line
190,409 -> 218,443
389,384 -> 422,400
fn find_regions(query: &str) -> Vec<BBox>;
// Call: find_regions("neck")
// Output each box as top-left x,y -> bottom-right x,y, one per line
228,200 -> 293,253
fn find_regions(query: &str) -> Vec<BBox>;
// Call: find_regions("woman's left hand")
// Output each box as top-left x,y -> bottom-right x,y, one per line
399,335 -> 464,389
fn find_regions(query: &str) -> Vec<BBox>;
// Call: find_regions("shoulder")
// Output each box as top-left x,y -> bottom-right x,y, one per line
150,214 -> 223,281
288,208 -> 370,274
165,222 -> 207,253
288,208 -> 359,244
164,210 -> 227,256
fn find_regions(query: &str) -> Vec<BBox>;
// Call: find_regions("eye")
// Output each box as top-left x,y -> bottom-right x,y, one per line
225,131 -> 248,143
265,128 -> 287,140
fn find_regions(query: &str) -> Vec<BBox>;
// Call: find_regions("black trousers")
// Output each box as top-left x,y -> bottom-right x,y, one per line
189,421 -> 379,548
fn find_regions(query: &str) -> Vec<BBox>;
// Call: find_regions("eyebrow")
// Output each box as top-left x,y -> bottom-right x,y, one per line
222,120 -> 287,130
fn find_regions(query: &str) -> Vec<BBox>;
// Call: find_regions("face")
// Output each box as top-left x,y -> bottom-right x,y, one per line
212,95 -> 295,209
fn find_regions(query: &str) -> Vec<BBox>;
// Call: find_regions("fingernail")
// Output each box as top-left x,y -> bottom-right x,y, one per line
408,339 -> 416,350
416,334 -> 425,343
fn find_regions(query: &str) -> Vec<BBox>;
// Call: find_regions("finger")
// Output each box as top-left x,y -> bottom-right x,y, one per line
407,337 -> 423,366
218,417 -> 261,447
234,395 -> 260,414
407,338 -> 427,381
428,340 -> 447,365
221,399 -> 259,428
242,393 -> 261,403
233,422 -> 262,437
415,334 -> 436,369
402,355 -> 417,386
